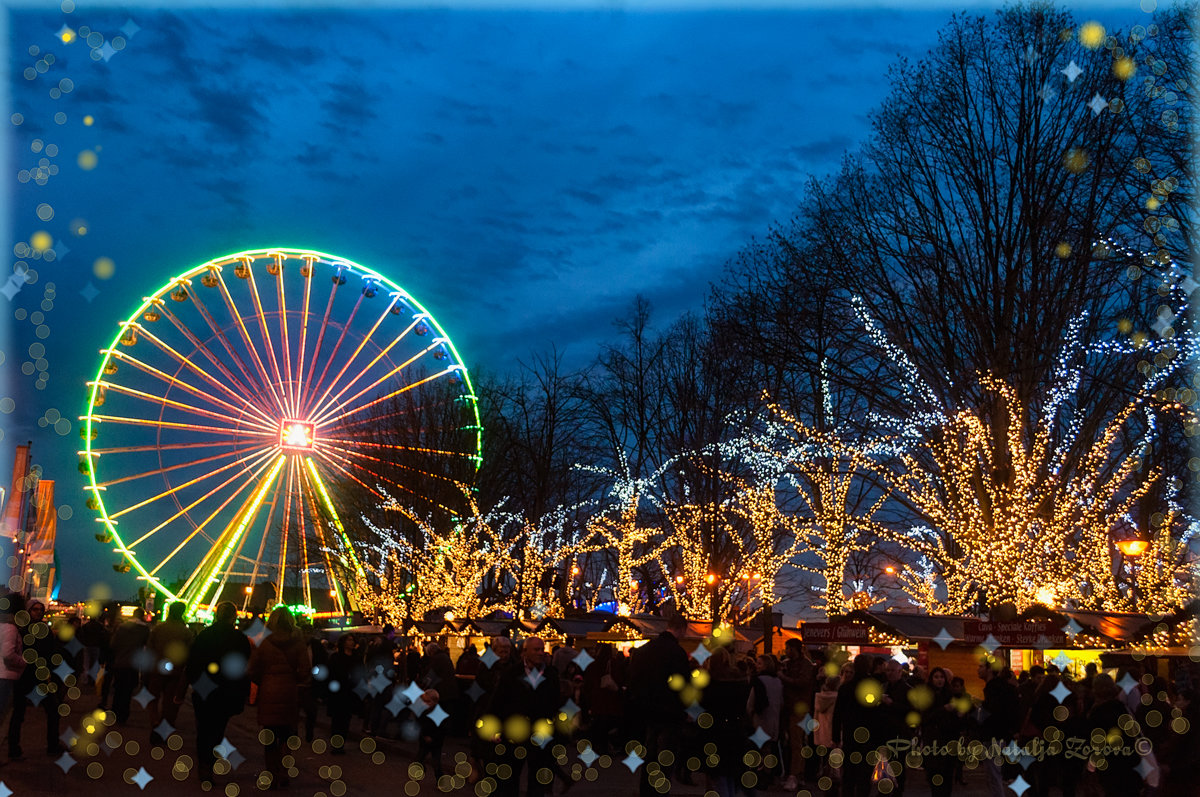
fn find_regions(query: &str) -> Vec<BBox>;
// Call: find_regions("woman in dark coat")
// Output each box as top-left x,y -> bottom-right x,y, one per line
581,644 -> 625,754
920,667 -> 960,797
248,606 -> 310,789
702,647 -> 756,797
325,634 -> 363,754
1085,673 -> 1143,797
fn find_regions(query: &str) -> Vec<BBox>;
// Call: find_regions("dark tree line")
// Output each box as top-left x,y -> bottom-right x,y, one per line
337,5 -> 1196,615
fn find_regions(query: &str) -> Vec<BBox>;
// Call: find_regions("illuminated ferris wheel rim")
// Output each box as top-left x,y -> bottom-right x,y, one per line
80,246 -> 483,610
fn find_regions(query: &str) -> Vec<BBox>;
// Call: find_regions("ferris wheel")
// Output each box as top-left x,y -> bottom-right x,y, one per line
80,248 -> 482,618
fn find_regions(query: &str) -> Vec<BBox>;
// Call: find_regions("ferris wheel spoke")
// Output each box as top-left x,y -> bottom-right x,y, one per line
309,438 -> 435,530
319,440 -> 467,486
244,263 -> 291,417
109,444 -> 279,520
293,459 -> 315,608
313,444 -> 465,512
96,442 -> 268,489
147,476 -> 276,583
304,292 -> 365,417
130,321 -> 277,424
309,448 -> 390,502
305,295 -> 402,424
239,461 -> 281,608
181,454 -> 286,616
313,366 -> 458,429
317,436 -> 476,460
311,450 -> 428,530
276,459 -> 297,591
207,455 -> 286,609
279,457 -> 299,596
300,458 -> 360,612
89,439 -> 250,455
93,380 -> 278,433
301,468 -> 344,614
299,264 -> 343,416
304,459 -> 359,554
273,254 -> 298,418
106,349 -> 275,428
155,298 -> 277,418
321,398 -> 461,435
293,254 -> 318,432
131,445 -> 282,552
308,326 -> 434,426
90,413 -> 277,439
212,265 -> 290,417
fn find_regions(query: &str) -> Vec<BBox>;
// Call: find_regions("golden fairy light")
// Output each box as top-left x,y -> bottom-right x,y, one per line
891,373 -> 1194,613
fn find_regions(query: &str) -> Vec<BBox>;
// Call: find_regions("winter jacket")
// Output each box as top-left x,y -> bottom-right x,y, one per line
110,619 -> 150,669
149,619 -> 194,672
0,622 -> 24,680
248,630 -> 310,727
187,620 -> 251,716
627,631 -> 690,726
813,688 -> 837,748
488,660 -> 563,729
750,673 -> 784,740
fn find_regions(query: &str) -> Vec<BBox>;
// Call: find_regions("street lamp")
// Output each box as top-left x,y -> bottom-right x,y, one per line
1110,518 -> 1149,608
1115,538 -> 1150,557
706,573 -> 719,623
1111,518 -> 1150,557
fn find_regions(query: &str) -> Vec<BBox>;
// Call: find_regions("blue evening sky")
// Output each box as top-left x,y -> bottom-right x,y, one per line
0,1 -> 1148,601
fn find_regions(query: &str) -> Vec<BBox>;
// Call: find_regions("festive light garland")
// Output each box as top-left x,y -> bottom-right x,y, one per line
346,234 -> 1194,623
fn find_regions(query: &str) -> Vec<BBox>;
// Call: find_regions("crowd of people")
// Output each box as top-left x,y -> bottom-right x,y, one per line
1,594 -> 1198,797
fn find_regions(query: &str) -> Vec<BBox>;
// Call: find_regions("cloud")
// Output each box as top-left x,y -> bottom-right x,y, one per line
294,142 -> 336,167
190,84 -> 269,147
67,82 -> 123,107
134,11 -> 208,85
827,34 -> 920,59
435,96 -> 499,128
562,188 -> 606,206
320,77 -> 380,131
238,30 -> 325,70
618,153 -> 663,169
788,136 -> 854,163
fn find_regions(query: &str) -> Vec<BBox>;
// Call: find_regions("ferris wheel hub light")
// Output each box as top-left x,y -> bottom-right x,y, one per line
280,420 -> 315,451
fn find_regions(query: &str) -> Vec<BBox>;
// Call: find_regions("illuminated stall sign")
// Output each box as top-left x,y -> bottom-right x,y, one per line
801,622 -> 871,644
963,620 -> 1066,648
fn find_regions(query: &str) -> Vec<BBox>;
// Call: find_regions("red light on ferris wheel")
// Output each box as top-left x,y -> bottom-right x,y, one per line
279,420 -> 315,451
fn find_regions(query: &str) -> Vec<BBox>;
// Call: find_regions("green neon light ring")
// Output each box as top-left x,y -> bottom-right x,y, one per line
81,248 -> 483,611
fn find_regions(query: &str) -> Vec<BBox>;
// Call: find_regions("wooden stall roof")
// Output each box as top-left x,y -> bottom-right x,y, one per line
410,620 -> 449,635
541,614 -> 624,637
861,612 -> 967,643
1132,600 -> 1200,642
468,619 -> 516,637
622,615 -> 750,643
1018,605 -> 1149,646
740,625 -> 805,648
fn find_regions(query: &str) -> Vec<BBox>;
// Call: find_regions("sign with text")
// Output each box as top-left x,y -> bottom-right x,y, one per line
801,622 -> 871,644
963,620 -> 1067,649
